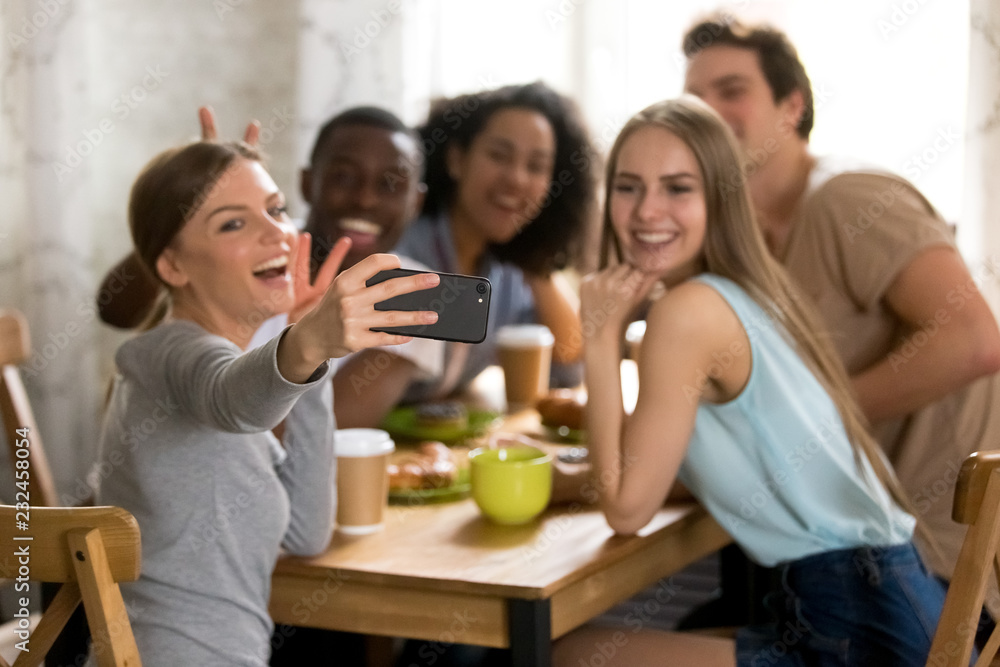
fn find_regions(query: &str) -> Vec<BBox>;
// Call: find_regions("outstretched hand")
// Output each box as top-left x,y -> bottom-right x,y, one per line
276,247 -> 442,383
198,105 -> 260,145
303,251 -> 441,359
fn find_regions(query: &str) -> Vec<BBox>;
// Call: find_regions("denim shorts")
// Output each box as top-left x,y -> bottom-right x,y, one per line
735,542 -> 949,667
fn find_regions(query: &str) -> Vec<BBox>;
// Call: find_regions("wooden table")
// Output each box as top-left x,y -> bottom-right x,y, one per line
270,497 -> 729,666
270,363 -> 732,665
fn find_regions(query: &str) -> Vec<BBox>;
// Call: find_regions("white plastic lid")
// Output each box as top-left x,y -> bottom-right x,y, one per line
333,428 -> 395,457
496,324 -> 555,348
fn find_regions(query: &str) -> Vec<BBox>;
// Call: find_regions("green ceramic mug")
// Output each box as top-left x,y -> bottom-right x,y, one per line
469,445 -> 553,525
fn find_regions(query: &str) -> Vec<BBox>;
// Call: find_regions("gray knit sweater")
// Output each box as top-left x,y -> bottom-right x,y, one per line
95,320 -> 335,666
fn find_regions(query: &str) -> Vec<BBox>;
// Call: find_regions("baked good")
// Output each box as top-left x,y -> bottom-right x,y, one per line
414,401 -> 468,430
387,441 -> 458,490
536,389 -> 586,431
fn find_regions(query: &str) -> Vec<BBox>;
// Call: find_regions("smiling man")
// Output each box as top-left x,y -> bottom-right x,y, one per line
300,106 -> 425,271
680,12 -> 1000,631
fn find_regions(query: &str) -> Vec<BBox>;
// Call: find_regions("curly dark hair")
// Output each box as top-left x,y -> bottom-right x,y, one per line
683,13 -> 814,140
419,81 -> 598,275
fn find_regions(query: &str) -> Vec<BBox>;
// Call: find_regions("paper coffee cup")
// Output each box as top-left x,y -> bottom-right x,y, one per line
334,429 -> 394,535
497,324 -> 555,410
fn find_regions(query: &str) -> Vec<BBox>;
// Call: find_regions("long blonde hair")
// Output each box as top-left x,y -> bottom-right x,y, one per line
602,96 -> 925,537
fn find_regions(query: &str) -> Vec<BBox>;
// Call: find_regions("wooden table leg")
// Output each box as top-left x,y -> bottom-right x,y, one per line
508,598 -> 551,667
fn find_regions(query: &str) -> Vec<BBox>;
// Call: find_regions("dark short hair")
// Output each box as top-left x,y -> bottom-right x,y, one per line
683,14 -> 814,140
308,106 -> 419,167
419,81 -> 598,274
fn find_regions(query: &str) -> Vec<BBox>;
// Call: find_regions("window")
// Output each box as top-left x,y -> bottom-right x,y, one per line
403,0 -> 968,229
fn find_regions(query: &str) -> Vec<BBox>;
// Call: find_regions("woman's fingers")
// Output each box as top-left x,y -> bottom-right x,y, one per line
339,285 -> 440,337
367,269 -> 440,304
199,106 -> 218,141
311,240 -> 342,293
338,252 -> 404,292
319,237 -> 353,283
243,120 -> 261,146
197,105 -> 260,146
615,266 -> 657,299
581,265 -> 657,340
335,253 -> 440,308
292,232 -> 313,290
369,303 -> 439,328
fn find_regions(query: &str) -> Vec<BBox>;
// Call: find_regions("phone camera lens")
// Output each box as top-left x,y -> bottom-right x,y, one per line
476,283 -> 487,294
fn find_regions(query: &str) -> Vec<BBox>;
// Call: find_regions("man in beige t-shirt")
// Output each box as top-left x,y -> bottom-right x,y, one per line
683,16 -> 1000,585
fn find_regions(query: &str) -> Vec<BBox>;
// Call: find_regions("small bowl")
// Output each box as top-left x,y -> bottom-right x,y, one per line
469,445 -> 553,525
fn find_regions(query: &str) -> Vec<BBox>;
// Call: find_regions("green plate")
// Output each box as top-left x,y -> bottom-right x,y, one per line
387,463 -> 471,504
380,406 -> 502,443
543,423 -> 586,444
388,483 -> 471,505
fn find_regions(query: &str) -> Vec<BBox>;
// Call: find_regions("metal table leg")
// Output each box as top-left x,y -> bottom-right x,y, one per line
508,598 -> 552,667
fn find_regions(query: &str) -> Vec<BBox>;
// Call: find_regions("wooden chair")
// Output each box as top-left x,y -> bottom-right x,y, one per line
0,310 -> 59,508
928,450 -> 1000,666
2,309 -> 101,663
0,504 -> 142,666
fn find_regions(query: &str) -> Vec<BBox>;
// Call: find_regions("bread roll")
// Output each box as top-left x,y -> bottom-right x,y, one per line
535,389 -> 586,431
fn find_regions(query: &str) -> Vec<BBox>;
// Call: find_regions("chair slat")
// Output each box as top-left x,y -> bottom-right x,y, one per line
929,456 -> 1000,666
10,582 -> 81,667
69,528 -> 141,667
975,623 -> 1000,667
0,310 -> 60,508
0,312 -> 28,367
953,451 -> 1000,525
0,367 -> 60,509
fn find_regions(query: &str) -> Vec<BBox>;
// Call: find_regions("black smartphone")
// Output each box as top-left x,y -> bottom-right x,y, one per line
365,268 -> 492,344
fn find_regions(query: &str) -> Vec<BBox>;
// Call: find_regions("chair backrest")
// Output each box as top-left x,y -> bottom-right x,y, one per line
927,450 -> 1000,667
0,310 -> 60,508
0,504 -> 142,667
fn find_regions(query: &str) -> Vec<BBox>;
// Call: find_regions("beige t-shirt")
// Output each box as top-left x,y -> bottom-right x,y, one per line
782,156 -> 1000,580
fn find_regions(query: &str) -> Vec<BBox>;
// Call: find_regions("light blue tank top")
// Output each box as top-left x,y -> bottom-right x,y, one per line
677,274 -> 914,567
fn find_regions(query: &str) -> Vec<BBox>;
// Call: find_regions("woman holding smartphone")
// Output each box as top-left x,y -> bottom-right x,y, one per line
95,140 -> 437,665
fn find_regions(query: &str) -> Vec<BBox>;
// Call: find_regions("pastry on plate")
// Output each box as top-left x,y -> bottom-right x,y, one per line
414,401 -> 469,430
387,441 -> 458,490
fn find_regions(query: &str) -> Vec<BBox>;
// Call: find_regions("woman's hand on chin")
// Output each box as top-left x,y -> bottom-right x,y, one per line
580,264 -> 659,345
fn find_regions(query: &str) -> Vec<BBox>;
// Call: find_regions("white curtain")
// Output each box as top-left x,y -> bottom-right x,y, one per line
964,0 -> 1000,314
